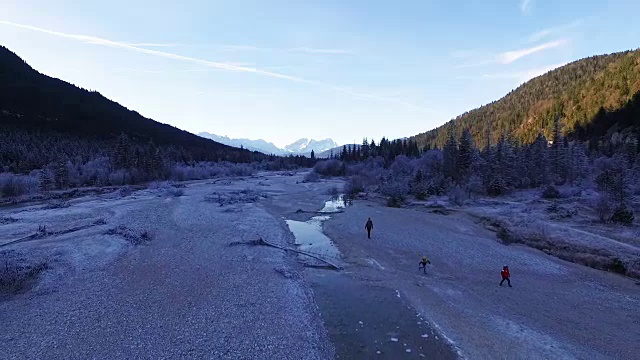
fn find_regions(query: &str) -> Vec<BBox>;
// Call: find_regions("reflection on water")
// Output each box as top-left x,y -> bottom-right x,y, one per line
285,195 -> 350,263
319,194 -> 347,213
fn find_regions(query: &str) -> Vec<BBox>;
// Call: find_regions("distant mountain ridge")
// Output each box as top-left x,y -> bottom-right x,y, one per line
198,133 -> 338,156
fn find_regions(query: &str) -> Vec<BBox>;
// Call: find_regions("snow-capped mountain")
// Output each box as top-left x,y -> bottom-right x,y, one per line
283,138 -> 338,154
198,133 -> 283,154
198,133 -> 338,156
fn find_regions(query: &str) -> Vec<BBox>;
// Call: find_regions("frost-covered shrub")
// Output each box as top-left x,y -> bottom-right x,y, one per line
611,205 -> 634,225
313,160 -> 345,177
0,250 -> 48,294
541,185 -> 561,199
345,175 -> 366,195
389,155 -> 414,178
466,175 -> 485,197
108,170 -> 131,186
608,258 -> 627,274
303,171 -> 320,183
381,178 -> 409,206
105,226 -> 152,245
448,185 -> 467,206
0,173 -> 39,198
595,195 -> 614,223
486,177 -> 508,196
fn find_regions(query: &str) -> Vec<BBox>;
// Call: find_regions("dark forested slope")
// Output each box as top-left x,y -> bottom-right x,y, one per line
0,45 -> 264,172
412,49 -> 640,149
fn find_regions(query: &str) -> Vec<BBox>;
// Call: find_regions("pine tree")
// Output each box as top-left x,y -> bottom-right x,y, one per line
54,161 -> 69,189
113,133 -> 132,170
529,133 -> 549,186
310,150 -> 315,160
443,133 -> 458,181
550,114 -> 567,183
38,169 -> 53,192
457,129 -> 473,183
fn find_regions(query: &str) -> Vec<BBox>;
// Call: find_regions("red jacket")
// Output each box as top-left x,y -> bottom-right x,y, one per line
501,268 -> 510,279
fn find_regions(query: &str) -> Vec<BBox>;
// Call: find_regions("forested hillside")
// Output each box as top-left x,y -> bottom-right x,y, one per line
0,45 -> 265,173
412,49 -> 640,149
0,46 -> 313,197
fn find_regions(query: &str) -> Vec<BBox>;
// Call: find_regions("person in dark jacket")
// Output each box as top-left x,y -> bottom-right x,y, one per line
500,266 -> 512,287
365,218 -> 373,239
419,256 -> 431,274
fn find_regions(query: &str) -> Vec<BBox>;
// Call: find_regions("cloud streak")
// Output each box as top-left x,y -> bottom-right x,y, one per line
0,20 -> 432,113
528,19 -> 584,43
520,0 -> 533,14
125,42 -> 181,47
457,62 -> 568,83
498,39 -> 568,64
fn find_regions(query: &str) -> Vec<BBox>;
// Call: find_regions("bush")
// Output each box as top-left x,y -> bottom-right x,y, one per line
0,173 -> 39,198
611,205 -> 634,225
303,171 -> 320,183
345,175 -> 366,195
387,197 -> 403,208
541,185 -> 561,199
313,159 -> 345,177
608,258 -> 627,274
595,195 -> 614,223
448,185 -> 467,206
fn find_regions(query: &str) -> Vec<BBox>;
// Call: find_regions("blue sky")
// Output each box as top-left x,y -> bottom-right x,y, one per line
1,1 -> 639,147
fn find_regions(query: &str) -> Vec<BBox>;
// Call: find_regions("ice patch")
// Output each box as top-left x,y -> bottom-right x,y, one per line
390,337 -> 398,342
395,290 -> 401,298
406,349 -> 412,353
421,334 -> 429,338
366,258 -> 385,270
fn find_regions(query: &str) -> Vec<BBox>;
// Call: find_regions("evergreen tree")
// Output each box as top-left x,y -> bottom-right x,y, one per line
443,133 -> 458,181
529,133 -> 549,186
457,129 -> 473,183
310,150 -> 315,160
38,168 -> 53,192
54,161 -> 69,189
113,133 -> 132,170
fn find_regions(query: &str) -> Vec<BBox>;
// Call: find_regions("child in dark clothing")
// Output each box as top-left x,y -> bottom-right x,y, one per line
419,256 -> 431,274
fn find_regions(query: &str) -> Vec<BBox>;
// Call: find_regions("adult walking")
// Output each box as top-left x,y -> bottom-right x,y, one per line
365,217 -> 374,239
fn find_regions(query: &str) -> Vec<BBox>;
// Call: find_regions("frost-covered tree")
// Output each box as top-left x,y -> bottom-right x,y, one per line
54,161 -> 69,189
38,168 -> 53,192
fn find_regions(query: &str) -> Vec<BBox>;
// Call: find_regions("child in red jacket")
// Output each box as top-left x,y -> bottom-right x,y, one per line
500,266 -> 512,287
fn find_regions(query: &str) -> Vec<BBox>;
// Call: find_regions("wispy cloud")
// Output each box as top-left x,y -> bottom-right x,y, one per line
458,62 -> 568,83
125,43 -> 181,47
498,39 -> 568,64
528,19 -> 584,43
520,0 -> 533,14
454,39 -> 568,68
221,44 -> 262,51
0,20 -> 432,113
221,44 -> 354,55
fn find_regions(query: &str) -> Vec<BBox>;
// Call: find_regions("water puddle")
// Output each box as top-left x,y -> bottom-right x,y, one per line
285,195 -> 346,265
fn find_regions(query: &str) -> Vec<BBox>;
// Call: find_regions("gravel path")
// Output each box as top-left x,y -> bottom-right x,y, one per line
324,201 -> 640,360
0,175 -> 334,359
